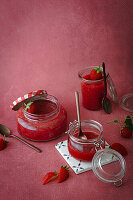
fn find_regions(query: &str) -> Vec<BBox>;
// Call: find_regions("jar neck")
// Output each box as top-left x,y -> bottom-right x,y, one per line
22,94 -> 60,121
68,120 -> 103,144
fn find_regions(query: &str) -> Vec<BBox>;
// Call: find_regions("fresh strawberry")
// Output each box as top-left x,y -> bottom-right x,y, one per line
111,143 -> 128,156
120,126 -> 132,138
107,115 -> 133,138
42,171 -> 58,185
24,100 -> 48,114
90,66 -> 103,80
58,165 -> 69,183
0,136 -> 8,151
24,102 -> 36,114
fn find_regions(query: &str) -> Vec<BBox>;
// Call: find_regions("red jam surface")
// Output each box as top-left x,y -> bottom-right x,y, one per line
81,74 -> 105,110
68,131 -> 105,161
16,99 -> 67,141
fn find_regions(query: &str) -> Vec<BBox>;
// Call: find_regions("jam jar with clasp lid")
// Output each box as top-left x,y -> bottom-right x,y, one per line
11,90 -> 67,141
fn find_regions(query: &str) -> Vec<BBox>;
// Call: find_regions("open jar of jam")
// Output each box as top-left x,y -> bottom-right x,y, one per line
67,120 -> 105,161
78,66 -> 119,110
67,120 -> 126,187
11,90 -> 67,141
78,66 -> 105,110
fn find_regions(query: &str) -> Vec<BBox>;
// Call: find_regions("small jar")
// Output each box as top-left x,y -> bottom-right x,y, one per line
67,120 -> 105,161
16,94 -> 67,141
78,66 -> 105,110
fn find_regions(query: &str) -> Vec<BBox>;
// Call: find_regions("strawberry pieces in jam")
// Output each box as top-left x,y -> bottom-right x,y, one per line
90,66 -> 103,80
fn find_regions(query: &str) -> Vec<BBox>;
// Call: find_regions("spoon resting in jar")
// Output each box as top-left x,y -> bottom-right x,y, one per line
75,91 -> 87,140
0,124 -> 42,153
102,62 -> 112,114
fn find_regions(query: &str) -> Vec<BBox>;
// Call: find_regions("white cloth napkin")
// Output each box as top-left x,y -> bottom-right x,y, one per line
55,140 -> 116,174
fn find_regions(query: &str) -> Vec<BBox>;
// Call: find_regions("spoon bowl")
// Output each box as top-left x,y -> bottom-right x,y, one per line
0,124 -> 42,152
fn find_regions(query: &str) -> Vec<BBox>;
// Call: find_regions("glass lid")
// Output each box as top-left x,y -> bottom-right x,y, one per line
120,93 -> 133,112
92,149 -> 126,187
106,74 -> 119,104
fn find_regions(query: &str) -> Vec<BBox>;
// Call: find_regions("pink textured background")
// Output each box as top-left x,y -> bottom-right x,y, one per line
0,0 -> 133,200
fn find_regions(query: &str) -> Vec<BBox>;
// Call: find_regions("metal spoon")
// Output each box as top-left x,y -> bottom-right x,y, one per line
0,124 -> 42,153
75,91 -> 87,140
102,62 -> 112,114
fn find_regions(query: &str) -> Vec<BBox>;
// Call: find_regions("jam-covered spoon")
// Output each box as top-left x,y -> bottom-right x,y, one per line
102,62 -> 112,114
75,91 -> 87,139
0,124 -> 42,152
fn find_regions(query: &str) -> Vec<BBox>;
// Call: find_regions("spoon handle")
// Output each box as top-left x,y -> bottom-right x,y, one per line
102,62 -> 107,96
10,134 -> 42,153
75,91 -> 81,127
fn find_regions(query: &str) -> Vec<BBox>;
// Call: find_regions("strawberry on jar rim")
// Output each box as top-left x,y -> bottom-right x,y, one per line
24,102 -> 35,114
90,66 -> 103,80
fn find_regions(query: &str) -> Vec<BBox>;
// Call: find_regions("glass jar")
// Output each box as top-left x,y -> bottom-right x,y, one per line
78,66 -> 105,110
16,94 -> 67,141
67,120 -> 126,187
67,120 -> 105,161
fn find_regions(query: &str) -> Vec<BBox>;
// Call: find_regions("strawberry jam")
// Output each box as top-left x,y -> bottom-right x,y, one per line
78,67 -> 105,110
67,120 -> 104,161
16,95 -> 67,141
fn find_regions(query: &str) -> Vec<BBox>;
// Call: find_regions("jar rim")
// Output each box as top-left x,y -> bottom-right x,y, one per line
78,66 -> 109,83
68,120 -> 103,144
22,94 -> 60,121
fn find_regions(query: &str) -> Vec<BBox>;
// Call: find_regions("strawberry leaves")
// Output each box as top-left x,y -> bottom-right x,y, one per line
124,116 -> 133,131
94,66 -> 102,74
24,102 -> 33,111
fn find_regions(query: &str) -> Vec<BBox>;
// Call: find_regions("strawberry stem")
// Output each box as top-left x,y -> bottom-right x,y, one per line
24,102 -> 33,111
107,115 -> 133,131
94,66 -> 102,74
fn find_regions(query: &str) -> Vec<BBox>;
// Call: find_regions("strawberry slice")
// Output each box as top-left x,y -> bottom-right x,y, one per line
90,66 -> 103,80
58,165 -> 69,183
42,171 -> 58,185
111,143 -> 128,156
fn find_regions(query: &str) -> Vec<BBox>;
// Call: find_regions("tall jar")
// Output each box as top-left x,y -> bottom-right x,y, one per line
16,94 -> 67,141
67,120 -> 105,161
78,66 -> 105,110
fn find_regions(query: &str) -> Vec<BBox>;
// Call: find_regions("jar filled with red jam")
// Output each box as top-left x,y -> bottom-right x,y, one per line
16,93 -> 67,141
78,66 -> 105,110
67,120 -> 105,161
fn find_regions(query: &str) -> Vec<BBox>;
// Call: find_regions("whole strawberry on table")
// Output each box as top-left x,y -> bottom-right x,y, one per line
0,136 -> 8,151
108,115 -> 133,138
110,143 -> 128,157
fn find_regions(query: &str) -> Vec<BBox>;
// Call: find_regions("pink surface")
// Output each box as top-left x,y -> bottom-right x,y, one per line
0,0 -> 133,200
